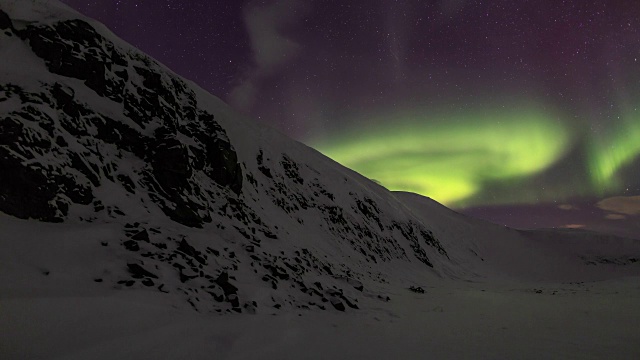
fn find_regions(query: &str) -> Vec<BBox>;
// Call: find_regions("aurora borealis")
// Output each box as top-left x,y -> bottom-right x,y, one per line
311,102 -> 640,207
589,108 -> 640,192
60,0 -> 640,233
311,101 -> 640,207
311,105 -> 572,206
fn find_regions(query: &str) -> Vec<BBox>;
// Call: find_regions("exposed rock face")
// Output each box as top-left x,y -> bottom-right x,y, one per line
0,11 -> 242,227
0,4 -> 452,314
20,19 -> 129,103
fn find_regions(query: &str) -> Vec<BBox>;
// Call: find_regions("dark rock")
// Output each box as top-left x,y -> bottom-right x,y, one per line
0,114 -> 26,146
263,230 -> 278,239
409,286 -> 425,294
177,238 -> 206,265
214,272 -> 238,295
281,155 -> 304,185
147,137 -> 208,228
151,137 -> 192,190
0,10 -> 12,30
207,286 -> 225,302
265,264 -> 289,280
172,263 -> 198,283
0,147 -> 62,221
130,229 -> 149,242
420,229 -> 448,257
341,296 -> 359,309
51,82 -> 76,115
19,20 -> 127,102
55,136 -> 67,147
122,240 -> 139,252
329,298 -> 345,312
203,137 -> 243,194
243,301 -> 257,314
93,116 -> 146,157
117,174 -> 136,193
127,263 -> 158,279
228,294 -> 240,308
58,173 -> 94,205
94,201 -> 105,212
258,165 -> 272,178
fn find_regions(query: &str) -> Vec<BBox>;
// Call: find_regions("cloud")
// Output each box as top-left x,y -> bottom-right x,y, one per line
229,0 -> 310,110
597,195 -> 640,215
562,224 -> 586,229
558,204 -> 577,210
605,213 -> 627,220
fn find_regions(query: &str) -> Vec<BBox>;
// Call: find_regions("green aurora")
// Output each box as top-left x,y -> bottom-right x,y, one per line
589,108 -> 640,192
309,105 -> 640,207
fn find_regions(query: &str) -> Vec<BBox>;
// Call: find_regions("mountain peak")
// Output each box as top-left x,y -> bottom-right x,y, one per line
0,1 -> 458,314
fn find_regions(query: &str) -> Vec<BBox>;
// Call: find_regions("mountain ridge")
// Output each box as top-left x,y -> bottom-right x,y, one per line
0,0 -> 457,314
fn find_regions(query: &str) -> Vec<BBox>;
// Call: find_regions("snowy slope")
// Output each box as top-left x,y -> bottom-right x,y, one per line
1,1 -> 640,358
395,191 -> 640,282
0,0 -> 456,316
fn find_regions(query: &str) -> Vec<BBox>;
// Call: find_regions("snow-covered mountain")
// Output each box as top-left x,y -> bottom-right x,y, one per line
1,0 -> 639,325
4,2 -> 640,359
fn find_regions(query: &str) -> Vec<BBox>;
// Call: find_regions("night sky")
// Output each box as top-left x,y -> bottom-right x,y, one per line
59,0 -> 640,236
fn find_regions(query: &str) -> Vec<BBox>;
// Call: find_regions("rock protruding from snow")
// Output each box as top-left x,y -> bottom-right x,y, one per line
1,9 -> 243,227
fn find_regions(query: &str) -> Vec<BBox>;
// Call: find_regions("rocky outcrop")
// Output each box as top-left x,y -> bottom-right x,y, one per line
0,10 -> 243,227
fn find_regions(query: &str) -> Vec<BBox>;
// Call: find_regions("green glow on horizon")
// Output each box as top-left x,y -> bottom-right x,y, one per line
589,108 -> 640,191
310,107 -> 572,206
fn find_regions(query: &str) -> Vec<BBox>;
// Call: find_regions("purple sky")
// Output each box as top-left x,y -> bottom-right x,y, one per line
58,0 -> 640,236
59,1 -> 640,136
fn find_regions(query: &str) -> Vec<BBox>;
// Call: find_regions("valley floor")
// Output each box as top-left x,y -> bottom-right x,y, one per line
3,278 -> 640,360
